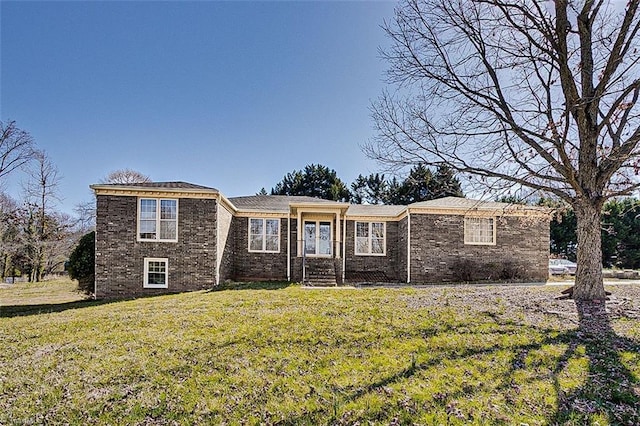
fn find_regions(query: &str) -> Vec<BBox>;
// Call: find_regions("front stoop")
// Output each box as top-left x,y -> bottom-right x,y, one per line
304,258 -> 341,286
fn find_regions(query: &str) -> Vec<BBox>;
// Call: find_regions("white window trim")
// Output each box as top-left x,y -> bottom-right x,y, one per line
143,258 -> 169,289
463,216 -> 496,246
355,221 -> 386,256
248,218 -> 280,253
137,198 -> 179,243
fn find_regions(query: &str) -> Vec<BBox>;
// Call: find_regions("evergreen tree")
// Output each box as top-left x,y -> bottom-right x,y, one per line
350,173 -> 387,204
400,164 -> 434,204
383,177 -> 406,205
382,164 -> 464,205
68,231 -> 95,294
602,199 -> 640,269
271,164 -> 350,201
432,165 -> 463,198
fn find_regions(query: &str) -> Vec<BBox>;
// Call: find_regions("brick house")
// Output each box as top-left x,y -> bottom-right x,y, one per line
91,181 -> 550,299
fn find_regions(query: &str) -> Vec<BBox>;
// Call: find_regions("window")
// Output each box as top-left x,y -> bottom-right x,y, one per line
355,221 -> 386,255
144,258 -> 168,288
464,217 -> 496,245
249,218 -> 280,252
138,198 -> 178,242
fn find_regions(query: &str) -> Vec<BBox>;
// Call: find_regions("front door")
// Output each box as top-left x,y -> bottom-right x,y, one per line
304,221 -> 332,256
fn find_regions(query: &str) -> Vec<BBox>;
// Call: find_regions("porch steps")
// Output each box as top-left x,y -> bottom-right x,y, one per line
304,258 -> 339,286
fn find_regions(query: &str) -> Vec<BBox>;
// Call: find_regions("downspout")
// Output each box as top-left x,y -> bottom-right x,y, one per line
342,215 -> 346,284
407,211 -> 411,284
287,211 -> 291,282
94,218 -> 98,299
215,200 -> 220,286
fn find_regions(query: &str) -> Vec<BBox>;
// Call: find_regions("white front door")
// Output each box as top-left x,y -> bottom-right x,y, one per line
304,221 -> 332,256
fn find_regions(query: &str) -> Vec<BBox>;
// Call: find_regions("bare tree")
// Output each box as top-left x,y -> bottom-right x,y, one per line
22,151 -> 61,281
0,120 -> 35,183
73,200 -> 96,233
365,0 -> 640,301
101,168 -> 151,184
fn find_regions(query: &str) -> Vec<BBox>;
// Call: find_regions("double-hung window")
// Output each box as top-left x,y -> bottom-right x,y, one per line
249,218 -> 280,252
139,198 -> 178,242
355,221 -> 386,255
144,258 -> 168,288
464,217 -> 496,245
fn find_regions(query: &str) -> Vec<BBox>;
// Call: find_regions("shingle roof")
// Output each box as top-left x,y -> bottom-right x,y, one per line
91,181 -> 219,192
410,196 -> 547,213
346,204 -> 406,217
228,195 -> 344,212
108,181 -> 218,191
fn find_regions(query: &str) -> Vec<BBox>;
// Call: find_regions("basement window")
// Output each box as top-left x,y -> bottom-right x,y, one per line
144,258 -> 168,288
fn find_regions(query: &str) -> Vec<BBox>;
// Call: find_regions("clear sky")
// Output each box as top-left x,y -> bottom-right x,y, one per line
1,0 -> 397,214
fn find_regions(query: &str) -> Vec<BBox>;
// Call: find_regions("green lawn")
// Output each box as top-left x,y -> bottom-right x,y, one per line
1,279 -> 639,425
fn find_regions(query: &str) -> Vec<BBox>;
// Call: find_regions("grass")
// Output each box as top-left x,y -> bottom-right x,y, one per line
1,279 -> 639,425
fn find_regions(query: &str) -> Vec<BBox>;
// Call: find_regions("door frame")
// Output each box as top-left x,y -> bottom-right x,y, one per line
303,220 -> 333,257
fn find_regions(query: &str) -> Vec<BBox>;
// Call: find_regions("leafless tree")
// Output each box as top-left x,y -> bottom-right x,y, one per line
101,168 -> 151,184
73,200 -> 96,233
365,0 -> 640,301
22,151 -> 61,281
0,120 -> 35,183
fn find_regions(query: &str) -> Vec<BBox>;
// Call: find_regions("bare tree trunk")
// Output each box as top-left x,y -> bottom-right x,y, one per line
1,253 -> 6,279
573,202 -> 606,301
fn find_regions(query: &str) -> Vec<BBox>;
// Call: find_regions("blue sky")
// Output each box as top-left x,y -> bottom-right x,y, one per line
1,0 -> 397,214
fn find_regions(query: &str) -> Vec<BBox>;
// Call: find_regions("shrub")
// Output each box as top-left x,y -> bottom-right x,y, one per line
500,260 -> 525,280
68,231 -> 95,294
451,258 -> 523,282
451,258 -> 475,282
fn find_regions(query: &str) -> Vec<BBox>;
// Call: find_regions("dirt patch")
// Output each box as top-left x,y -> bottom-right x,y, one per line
405,284 -> 640,328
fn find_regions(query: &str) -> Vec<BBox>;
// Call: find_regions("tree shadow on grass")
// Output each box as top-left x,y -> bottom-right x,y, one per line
275,297 -> 640,424
549,300 -> 640,424
0,298 -> 117,318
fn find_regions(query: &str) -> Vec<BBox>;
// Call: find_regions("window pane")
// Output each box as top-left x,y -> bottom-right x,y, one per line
356,237 -> 369,254
266,235 -> 279,251
250,219 -> 263,236
148,272 -> 166,285
266,219 -> 279,236
304,223 -> 316,254
319,223 -> 331,255
140,199 -> 157,220
250,235 -> 263,251
148,261 -> 166,273
140,220 -> 156,239
372,238 -> 384,254
356,222 -> 369,238
160,200 -> 176,219
160,221 -> 176,240
372,222 -> 384,238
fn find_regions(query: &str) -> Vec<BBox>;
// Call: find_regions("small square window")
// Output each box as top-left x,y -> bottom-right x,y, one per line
144,258 -> 168,288
464,217 -> 496,245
